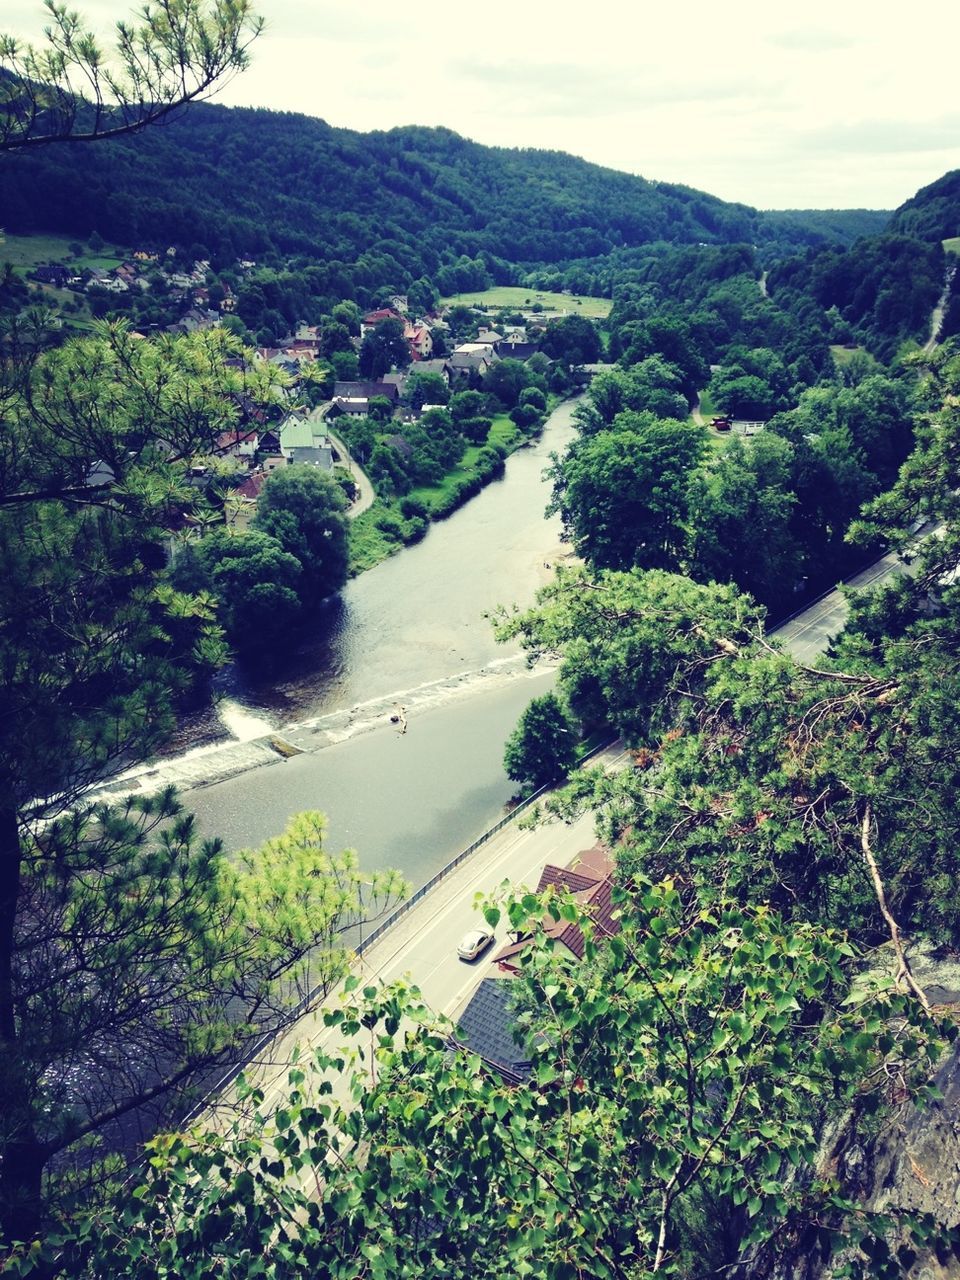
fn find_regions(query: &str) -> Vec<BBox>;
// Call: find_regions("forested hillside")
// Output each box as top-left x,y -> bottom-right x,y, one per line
888,168 -> 960,241
0,102 -> 886,291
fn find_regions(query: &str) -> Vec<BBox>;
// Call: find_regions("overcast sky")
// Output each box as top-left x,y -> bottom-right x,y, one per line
7,0 -> 960,210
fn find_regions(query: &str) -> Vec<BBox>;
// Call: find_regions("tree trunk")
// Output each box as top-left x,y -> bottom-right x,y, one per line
0,802 -> 45,1245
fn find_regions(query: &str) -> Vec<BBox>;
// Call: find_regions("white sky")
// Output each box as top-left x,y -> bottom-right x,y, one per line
7,0 -> 960,210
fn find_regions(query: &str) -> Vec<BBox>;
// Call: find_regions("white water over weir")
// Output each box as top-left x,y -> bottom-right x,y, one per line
87,655 -> 553,805
216,700 -> 275,742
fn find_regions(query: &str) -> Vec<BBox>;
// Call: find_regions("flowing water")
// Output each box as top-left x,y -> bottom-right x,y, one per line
182,399 -> 581,885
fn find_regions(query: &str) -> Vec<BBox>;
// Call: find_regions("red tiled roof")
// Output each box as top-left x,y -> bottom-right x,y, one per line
234,472 -> 266,501
494,849 -> 620,970
216,429 -> 259,450
363,308 -> 400,325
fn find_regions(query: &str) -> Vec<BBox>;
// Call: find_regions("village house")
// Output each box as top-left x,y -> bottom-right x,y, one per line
31,264 -> 71,288
448,844 -> 619,1083
279,415 -> 334,469
408,358 -> 454,386
448,349 -> 498,384
360,307 -> 401,337
215,428 -> 260,462
403,318 -> 433,360
225,469 -> 268,531
331,380 -> 400,417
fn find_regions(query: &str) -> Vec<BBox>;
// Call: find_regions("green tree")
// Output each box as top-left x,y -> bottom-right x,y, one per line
172,528 -> 303,655
329,348 -> 359,381
503,691 -> 578,791
0,802 -> 406,1246
449,389 -> 492,444
538,312 -> 602,365
403,370 -> 450,411
0,323 -> 289,1243
358,317 -> 409,379
685,433 -> 802,613
548,414 -> 707,571
252,465 -> 349,605
59,884 -> 945,1280
484,357 -> 541,410
0,0 -> 262,151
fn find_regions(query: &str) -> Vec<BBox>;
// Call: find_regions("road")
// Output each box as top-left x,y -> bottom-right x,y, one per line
772,549 -> 907,663
311,408 -> 376,518
923,261 -> 957,355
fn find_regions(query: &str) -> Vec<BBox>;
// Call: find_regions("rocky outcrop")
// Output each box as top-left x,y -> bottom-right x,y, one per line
745,948 -> 960,1279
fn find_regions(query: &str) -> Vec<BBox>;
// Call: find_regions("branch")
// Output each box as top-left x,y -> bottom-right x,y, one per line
860,802 -> 930,1012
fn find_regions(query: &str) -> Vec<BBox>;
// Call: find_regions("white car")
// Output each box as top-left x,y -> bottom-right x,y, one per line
457,927 -> 495,962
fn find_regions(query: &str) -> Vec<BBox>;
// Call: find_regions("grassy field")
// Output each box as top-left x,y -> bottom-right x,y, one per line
830,343 -> 864,366
441,286 -> 612,319
0,231 -> 124,274
943,237 -> 960,257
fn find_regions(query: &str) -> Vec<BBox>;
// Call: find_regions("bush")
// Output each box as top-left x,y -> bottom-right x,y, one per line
399,495 -> 429,521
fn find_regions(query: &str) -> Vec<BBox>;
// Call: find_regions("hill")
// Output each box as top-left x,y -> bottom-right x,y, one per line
888,169 -> 960,242
0,103 -> 888,290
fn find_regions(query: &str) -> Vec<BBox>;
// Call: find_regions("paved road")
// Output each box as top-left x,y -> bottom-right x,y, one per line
310,408 -> 376,518
923,262 -> 956,355
772,549 -> 906,663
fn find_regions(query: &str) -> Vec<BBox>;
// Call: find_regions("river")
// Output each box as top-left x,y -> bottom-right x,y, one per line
183,399 -> 580,885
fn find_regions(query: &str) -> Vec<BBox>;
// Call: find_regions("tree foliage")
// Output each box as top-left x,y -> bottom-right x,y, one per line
0,0 -> 262,151
503,692 -> 578,791
48,883 -> 948,1279
171,527 -> 303,655
0,799 -> 406,1246
252,465 -> 349,604
547,414 -> 707,571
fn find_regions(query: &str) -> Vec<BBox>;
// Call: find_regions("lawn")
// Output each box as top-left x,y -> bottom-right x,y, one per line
830,343 -> 863,366
0,231 -> 124,275
441,286 -> 612,320
942,237 -> 960,257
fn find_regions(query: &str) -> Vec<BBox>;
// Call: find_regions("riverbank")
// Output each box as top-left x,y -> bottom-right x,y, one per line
345,398 -> 561,576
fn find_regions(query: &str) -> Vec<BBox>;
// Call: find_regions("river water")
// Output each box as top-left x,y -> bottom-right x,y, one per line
185,399 -> 580,886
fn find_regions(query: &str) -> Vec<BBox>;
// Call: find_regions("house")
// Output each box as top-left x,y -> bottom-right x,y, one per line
504,342 -> 538,362
448,350 -> 497,384
225,469 -> 268,531
449,979 -> 533,1084
360,307 -> 402,338
257,428 -> 282,455
476,328 -> 503,347
408,359 -> 454,386
167,308 -> 220,335
283,339 -> 321,362
279,415 -> 333,469
215,429 -> 260,461
333,380 -> 399,406
493,844 -> 618,973
448,844 -> 617,1084
404,319 -> 433,360
31,264 -> 70,288
389,294 -> 409,314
